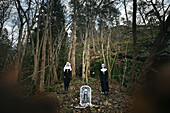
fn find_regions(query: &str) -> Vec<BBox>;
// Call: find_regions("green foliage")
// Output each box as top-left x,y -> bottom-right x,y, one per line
88,77 -> 96,83
71,79 -> 82,84
48,86 -> 55,92
90,61 -> 101,78
55,83 -> 64,89
62,106 -> 70,113
115,99 -> 122,103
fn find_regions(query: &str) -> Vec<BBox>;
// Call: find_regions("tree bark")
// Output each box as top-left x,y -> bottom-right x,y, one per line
39,0 -> 49,92
39,24 -> 48,92
91,26 -> 96,54
123,0 -> 129,26
67,33 -> 73,62
32,17 -> 40,86
106,30 -> 111,79
70,0 -> 77,79
32,0 -> 41,86
138,5 -> 170,88
85,33 -> 90,83
131,0 -> 137,81
71,19 -> 77,79
82,27 -> 88,82
101,24 -> 106,65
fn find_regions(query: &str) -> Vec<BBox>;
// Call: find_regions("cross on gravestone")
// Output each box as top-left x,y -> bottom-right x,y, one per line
80,85 -> 92,107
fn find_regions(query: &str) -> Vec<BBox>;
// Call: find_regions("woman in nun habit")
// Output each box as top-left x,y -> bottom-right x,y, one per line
63,62 -> 72,91
100,64 -> 109,95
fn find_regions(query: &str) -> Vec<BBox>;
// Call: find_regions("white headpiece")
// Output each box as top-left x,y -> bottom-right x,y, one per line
101,64 -> 107,72
64,62 -> 72,72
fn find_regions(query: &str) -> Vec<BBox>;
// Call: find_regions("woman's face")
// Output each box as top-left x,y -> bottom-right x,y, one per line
67,63 -> 69,66
102,65 -> 104,68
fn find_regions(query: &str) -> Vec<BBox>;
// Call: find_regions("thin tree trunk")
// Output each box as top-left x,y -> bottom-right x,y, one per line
16,23 -> 23,82
131,0 -> 137,81
107,30 -> 111,79
0,23 -> 3,37
70,0 -> 77,79
32,19 -> 40,86
71,19 -> 77,79
82,27 -> 88,82
68,33 -> 73,62
32,0 -> 41,86
39,26 -> 48,92
39,0 -> 49,92
85,36 -> 90,83
48,3 -> 54,86
123,0 -> 129,26
91,26 -> 95,54
19,26 -> 30,81
101,25 -> 106,65
48,26 -> 52,87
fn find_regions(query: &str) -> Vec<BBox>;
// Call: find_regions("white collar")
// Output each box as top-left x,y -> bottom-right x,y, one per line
101,68 -> 107,72
64,66 -> 72,72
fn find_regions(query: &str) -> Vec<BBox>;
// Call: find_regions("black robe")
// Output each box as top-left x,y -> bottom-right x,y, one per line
100,69 -> 109,92
64,69 -> 72,91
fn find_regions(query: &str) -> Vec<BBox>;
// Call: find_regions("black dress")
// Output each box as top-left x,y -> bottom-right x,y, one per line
100,69 -> 109,92
64,69 -> 72,91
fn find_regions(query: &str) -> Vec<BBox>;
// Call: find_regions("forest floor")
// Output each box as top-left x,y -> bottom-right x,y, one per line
50,78 -> 129,113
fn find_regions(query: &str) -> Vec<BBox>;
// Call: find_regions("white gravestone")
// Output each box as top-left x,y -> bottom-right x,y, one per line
80,85 -> 92,107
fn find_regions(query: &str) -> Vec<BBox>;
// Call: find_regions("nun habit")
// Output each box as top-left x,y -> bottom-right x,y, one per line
63,62 -> 72,91
100,64 -> 109,94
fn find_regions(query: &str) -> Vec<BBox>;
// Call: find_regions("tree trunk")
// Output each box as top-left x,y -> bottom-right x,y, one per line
32,1 -> 41,87
32,20 -> 40,86
48,3 -> 55,86
131,0 -> 137,81
101,24 -> 106,65
39,26 -> 48,92
70,0 -> 77,79
71,19 -> 77,79
86,34 -> 90,83
123,0 -> 129,26
91,27 -> 95,54
39,1 -> 49,92
85,37 -> 90,83
0,23 -> 3,37
107,30 -> 111,79
48,25 -> 52,87
68,33 -> 73,62
137,3 -> 170,89
82,27 -> 88,82
16,23 -> 23,82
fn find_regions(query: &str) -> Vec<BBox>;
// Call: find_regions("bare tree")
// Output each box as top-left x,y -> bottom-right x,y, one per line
39,0 -> 50,92
68,0 -> 77,79
139,1 -> 170,85
123,0 -> 129,26
32,0 -> 42,86
131,0 -> 137,81
14,0 -> 32,81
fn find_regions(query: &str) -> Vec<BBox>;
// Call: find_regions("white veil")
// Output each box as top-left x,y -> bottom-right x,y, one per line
64,62 -> 72,72
101,64 -> 107,72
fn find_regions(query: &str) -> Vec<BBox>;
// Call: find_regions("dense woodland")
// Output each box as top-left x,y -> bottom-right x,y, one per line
0,0 -> 170,113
